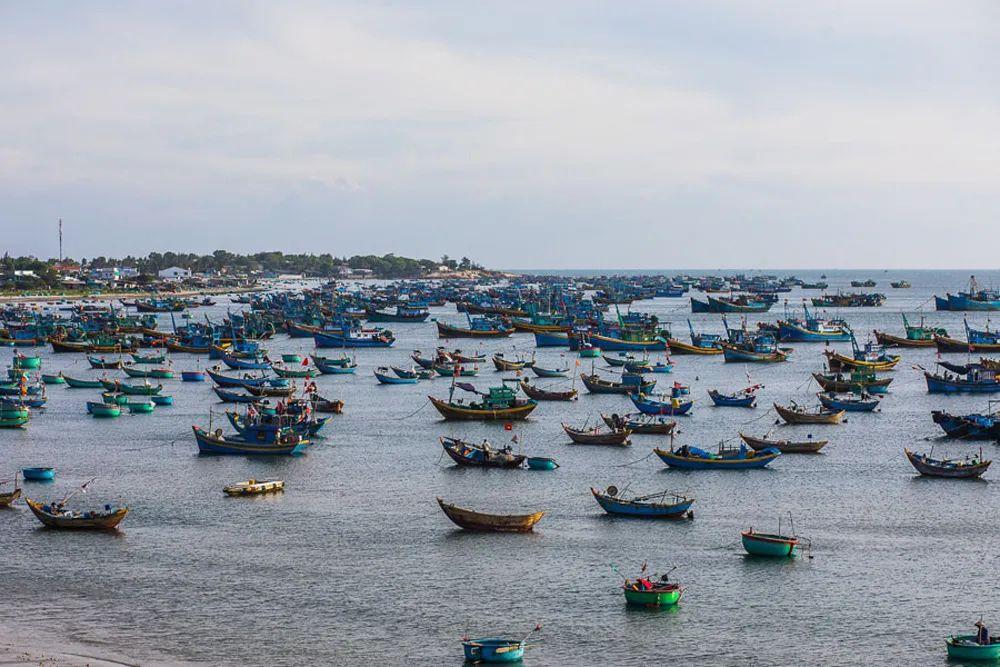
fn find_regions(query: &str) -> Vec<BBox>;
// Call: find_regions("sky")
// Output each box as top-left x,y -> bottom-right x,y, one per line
2,1 -> 999,269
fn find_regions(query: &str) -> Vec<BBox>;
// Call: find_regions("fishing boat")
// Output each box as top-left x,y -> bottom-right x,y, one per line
309,395 -> 344,413
150,394 -> 173,406
213,386 -> 257,403
931,410 -> 998,439
439,436 -> 526,468
741,528 -> 799,557
87,355 -> 123,369
945,623 -> 1000,660
904,448 -> 991,478
622,570 -> 683,607
271,363 -> 317,379
531,365 -> 568,378
518,379 -> 577,401
533,331 -> 570,347
580,372 -> 654,395
131,351 -> 167,364
22,467 -> 54,481
391,366 -> 433,380
654,443 -> 780,470
824,344 -> 900,372
87,401 -> 121,418
0,400 -> 30,428
721,338 -> 789,363
191,425 -> 310,455
436,318 -> 513,338
26,497 -> 128,530
935,275 -> 1000,311
562,422 -> 631,446
122,364 -> 175,379
492,353 -> 533,371
205,369 -> 273,388
739,432 -> 828,454
601,413 -> 676,435
314,326 -> 396,348
776,305 -> 852,342
525,457 -> 559,471
873,314 -> 946,348
41,373 -> 66,385
432,362 -> 479,377
666,320 -> 724,354
365,304 -> 429,323
375,367 -> 418,385
223,479 -> 285,496
816,391 -> 880,412
181,370 -> 206,382
691,294 -> 772,313
591,486 -> 693,518
812,370 -> 892,394
311,355 -> 358,374
127,400 -> 155,414
934,319 -> 1000,353
100,379 -> 163,395
246,384 -> 294,398
773,402 -> 845,425
436,497 -> 544,532
0,473 -> 21,507
429,382 -> 537,421
629,391 -> 694,416
925,364 -> 1000,393
708,383 -> 760,408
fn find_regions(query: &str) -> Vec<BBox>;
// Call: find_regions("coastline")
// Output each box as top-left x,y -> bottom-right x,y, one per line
0,286 -> 257,305
0,639 -> 142,667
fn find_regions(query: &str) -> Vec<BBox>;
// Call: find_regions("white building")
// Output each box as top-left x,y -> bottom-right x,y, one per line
158,266 -> 192,281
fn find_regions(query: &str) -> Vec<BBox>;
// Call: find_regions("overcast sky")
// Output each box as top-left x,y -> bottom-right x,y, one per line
2,1 -> 998,268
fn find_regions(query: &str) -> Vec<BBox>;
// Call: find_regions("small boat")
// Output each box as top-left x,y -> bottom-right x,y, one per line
816,391 -> 880,412
131,352 -> 167,364
518,379 -> 578,401
437,497 -> 544,532
428,384 -> 537,421
122,364 -> 175,379
280,354 -> 303,363
601,412 -> 676,435
946,624 -> 1000,661
309,395 -> 344,414
223,479 -> 285,496
812,370 -> 892,394
25,497 -> 128,530
873,314 -> 945,348
525,457 -> 559,471
433,362 -> 479,377
773,402 -> 845,425
181,370 -> 206,382
63,375 -> 105,389
127,400 -> 156,414
562,422 -> 631,446
629,392 -> 694,416
591,486 -> 693,518
650,361 -> 673,373
708,387 -> 758,408
904,448 -> 991,479
245,384 -> 294,398
741,528 -> 799,557
391,366 -> 433,380
924,365 -> 1000,394
87,355 -> 123,369
581,372 -> 655,395
22,467 -> 55,481
150,394 -> 174,406
530,365 -> 569,378
375,367 -> 418,384
213,386 -> 257,403
492,353 -> 533,371
931,409 -> 999,439
0,472 -> 21,507
41,373 -> 66,385
654,443 -> 780,470
192,425 -> 310,456
824,343 -> 900,372
462,632 -> 539,664
271,363 -> 317,379
739,432 -> 828,454
439,436 -> 526,468
87,401 -> 122,418
622,571 -> 683,607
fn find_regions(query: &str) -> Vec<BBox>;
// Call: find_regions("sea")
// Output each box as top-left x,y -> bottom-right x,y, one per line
4,268 -> 1000,666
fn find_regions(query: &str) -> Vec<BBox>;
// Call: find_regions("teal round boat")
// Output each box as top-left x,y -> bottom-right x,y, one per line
87,401 -> 121,418
741,529 -> 798,557
127,401 -> 156,414
623,581 -> 682,607
102,392 -> 129,406
151,394 -> 174,406
41,373 -> 66,385
13,355 -> 41,370
281,354 -> 303,363
462,638 -> 525,663
526,456 -> 559,471
946,635 -> 1000,661
579,347 -> 600,358
22,467 -> 55,481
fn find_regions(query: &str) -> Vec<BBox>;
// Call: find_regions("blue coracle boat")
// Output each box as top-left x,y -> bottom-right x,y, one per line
22,467 -> 55,481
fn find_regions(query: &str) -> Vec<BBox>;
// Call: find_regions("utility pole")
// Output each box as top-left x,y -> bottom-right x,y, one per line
58,219 -> 63,261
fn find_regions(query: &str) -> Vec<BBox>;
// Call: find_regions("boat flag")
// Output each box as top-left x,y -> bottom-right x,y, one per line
301,357 -> 309,366
504,423 -> 513,431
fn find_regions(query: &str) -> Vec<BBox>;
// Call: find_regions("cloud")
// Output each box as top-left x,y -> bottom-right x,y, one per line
1,1 -> 997,267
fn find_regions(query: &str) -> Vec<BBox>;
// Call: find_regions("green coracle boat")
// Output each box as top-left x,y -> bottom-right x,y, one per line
41,373 -> 66,385
127,401 -> 156,414
0,402 -> 30,428
87,401 -> 121,418
281,354 -> 303,363
623,579 -> 683,607
946,627 -> 1000,661
102,391 -> 129,406
741,529 -> 799,557
13,354 -> 41,370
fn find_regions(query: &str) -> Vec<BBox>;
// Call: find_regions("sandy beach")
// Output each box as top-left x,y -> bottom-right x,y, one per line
0,640 -> 140,667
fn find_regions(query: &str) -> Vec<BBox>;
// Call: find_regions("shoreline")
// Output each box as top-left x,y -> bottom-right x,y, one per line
0,286 -> 257,305
0,640 -> 143,667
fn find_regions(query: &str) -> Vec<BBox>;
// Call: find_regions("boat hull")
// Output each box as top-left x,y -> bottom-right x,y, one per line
946,636 -> 1000,660
741,531 -> 798,556
428,396 -> 537,421
437,497 -> 543,532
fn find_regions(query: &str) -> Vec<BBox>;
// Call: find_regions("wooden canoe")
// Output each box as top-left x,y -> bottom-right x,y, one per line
561,423 -> 631,446
665,338 -> 723,355
25,498 -> 128,530
773,403 -> 845,425
601,413 -> 676,435
519,380 -> 577,401
0,487 -> 21,508
436,497 -> 544,532
428,396 -> 537,421
873,330 -> 936,348
492,354 -> 532,371
739,432 -> 828,454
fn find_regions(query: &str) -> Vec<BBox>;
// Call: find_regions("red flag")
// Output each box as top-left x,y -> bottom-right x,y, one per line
504,423 -> 513,431
301,357 -> 309,366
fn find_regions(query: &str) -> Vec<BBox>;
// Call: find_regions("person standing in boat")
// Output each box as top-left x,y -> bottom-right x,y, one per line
977,620 -> 991,645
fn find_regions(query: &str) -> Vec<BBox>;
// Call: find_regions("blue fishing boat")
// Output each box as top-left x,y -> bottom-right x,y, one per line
650,361 -> 673,373
531,365 -> 569,378
591,486 -> 694,518
439,436 -> 526,468
192,425 -> 310,456
931,409 -> 999,439
22,467 -> 55,481
721,322 -> 789,363
935,276 -> 1000,311
630,389 -> 694,416
221,351 -> 271,371
925,364 -> 1000,394
708,386 -> 758,408
933,318 -> 1000,353
213,386 -> 258,403
654,443 -> 780,470
226,410 -> 328,439
374,367 -> 418,385
206,369 -> 281,388
692,294 -> 772,313
314,325 -> 396,348
312,355 -> 358,374
533,331 -> 570,347
817,391 -> 880,412
181,370 -> 206,382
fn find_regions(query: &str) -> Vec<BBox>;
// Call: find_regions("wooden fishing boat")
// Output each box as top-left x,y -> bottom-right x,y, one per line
492,353 -> 533,371
205,369 -> 272,388
131,351 -> 167,364
429,383 -> 537,421
391,366 -> 433,380
375,367 -> 418,385
0,473 -> 21,507
213,386 -> 257,403
436,320 -> 512,338
309,395 -> 344,413
531,365 -> 569,378
432,363 -> 479,377
246,384 -> 294,398
665,338 -> 722,355
192,425 -> 310,455
312,356 -> 357,374
721,342 -> 790,363
708,388 -> 757,408
87,355 -> 123,369
654,443 -> 780,470
904,448 -> 991,478
812,371 -> 892,394
12,353 -> 41,369
100,380 -> 163,395
439,436 -> 526,468
925,367 -> 1000,393
739,432 -> 827,454
875,330 -> 935,348
591,486 -> 693,518
26,497 -> 128,530
22,467 -> 54,481
223,479 -> 285,496
122,364 -> 175,379
741,529 -> 798,557
436,497 -> 544,532
773,402 -> 845,425
601,412 -> 676,435
562,422 -> 631,446
931,410 -> 998,439
629,392 -> 694,416
518,379 -> 577,401
817,391 -> 880,412
581,372 -> 654,395
622,576 -> 683,607
824,348 -> 900,372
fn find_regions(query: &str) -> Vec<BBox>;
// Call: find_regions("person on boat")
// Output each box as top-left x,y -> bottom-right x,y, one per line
977,620 -> 991,645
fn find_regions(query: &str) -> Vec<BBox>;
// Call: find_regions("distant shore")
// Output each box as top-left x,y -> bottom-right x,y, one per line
0,285 -> 257,305
0,639 -> 144,667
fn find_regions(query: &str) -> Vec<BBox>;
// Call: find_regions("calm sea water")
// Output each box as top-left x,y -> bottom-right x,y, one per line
4,269 -> 1000,666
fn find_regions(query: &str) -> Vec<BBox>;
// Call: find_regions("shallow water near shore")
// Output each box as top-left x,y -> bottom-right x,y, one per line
4,269 -> 1000,666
